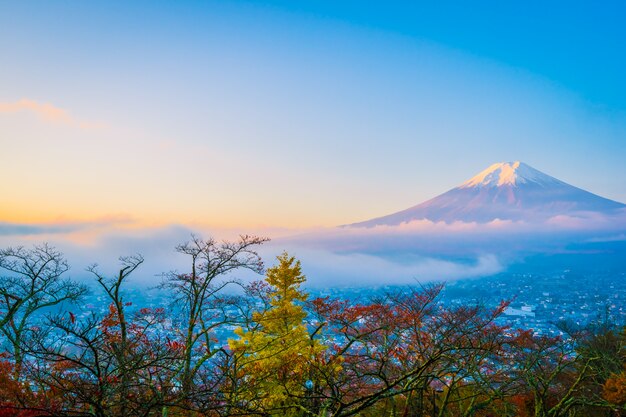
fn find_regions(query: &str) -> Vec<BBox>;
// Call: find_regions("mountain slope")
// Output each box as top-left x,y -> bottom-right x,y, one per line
350,162 -> 625,227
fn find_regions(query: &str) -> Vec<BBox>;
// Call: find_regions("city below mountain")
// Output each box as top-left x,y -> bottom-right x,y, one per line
350,161 -> 625,227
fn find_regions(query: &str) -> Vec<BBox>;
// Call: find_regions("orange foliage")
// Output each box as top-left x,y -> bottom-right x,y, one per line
604,370 -> 626,405
0,359 -> 40,417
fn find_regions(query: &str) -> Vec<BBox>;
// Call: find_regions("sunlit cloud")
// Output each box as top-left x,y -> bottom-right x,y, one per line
0,98 -> 105,130
334,210 -> 626,236
544,210 -> 626,231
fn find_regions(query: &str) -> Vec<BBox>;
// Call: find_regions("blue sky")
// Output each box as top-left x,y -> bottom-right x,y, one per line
1,1 -> 625,229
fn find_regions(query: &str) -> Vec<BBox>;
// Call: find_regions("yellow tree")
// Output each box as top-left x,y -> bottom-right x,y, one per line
229,253 -> 326,416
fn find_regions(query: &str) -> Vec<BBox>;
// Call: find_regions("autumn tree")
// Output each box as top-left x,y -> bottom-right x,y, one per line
573,323 -> 626,415
308,286 -> 513,417
417,302 -> 515,417
27,255 -> 180,417
508,330 -> 600,417
228,253 -> 327,416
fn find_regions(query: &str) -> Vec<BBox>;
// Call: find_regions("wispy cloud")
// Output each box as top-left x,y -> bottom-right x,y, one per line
0,222 -> 77,236
0,98 -> 105,129
0,216 -> 135,237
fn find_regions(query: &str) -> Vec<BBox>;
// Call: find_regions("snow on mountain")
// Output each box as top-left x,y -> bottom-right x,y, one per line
349,161 -> 625,227
459,161 -> 563,188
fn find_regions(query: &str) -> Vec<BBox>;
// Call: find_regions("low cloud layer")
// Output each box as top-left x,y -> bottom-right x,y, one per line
259,244 -> 504,287
0,210 -> 624,288
340,209 -> 626,235
0,223 -> 505,288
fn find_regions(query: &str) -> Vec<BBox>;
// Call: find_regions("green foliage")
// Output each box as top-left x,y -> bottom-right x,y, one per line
229,253 -> 326,416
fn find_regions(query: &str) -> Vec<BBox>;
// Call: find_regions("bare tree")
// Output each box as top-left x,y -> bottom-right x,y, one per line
160,234 -> 268,413
0,244 -> 86,377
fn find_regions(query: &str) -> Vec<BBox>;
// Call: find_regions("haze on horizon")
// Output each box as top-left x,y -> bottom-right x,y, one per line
1,1 -> 625,234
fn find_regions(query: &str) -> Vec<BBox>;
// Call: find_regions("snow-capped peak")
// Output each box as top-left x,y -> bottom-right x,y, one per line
348,160 -> 625,227
460,161 -> 558,188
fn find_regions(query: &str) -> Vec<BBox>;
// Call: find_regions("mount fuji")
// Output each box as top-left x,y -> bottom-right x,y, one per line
350,162 -> 625,227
